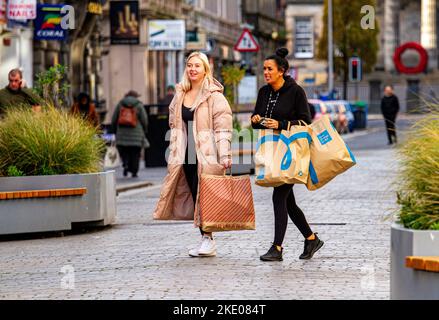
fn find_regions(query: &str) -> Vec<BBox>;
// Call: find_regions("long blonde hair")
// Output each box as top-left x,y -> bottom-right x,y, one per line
181,52 -> 213,93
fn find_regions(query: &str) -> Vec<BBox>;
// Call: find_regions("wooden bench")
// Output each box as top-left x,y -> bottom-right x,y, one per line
0,188 -> 87,201
405,256 -> 439,273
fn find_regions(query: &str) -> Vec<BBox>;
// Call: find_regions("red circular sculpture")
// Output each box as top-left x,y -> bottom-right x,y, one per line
393,42 -> 428,74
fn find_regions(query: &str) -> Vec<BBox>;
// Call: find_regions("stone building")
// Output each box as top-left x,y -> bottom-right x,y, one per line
286,0 -> 439,112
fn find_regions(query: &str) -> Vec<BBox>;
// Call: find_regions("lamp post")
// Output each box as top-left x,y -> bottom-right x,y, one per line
328,0 -> 334,94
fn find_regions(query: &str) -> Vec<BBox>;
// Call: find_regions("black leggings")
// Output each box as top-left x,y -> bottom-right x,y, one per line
183,157 -> 206,236
272,184 -> 313,246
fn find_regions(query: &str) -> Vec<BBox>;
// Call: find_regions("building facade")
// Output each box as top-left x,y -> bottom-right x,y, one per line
241,0 -> 288,88
286,0 -> 439,112
101,0 -> 186,123
183,0 -> 242,81
0,1 -> 107,117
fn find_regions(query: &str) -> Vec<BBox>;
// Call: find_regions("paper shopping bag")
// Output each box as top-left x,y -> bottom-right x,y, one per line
255,125 -> 312,187
306,115 -> 356,190
254,129 -> 283,187
199,173 -> 256,232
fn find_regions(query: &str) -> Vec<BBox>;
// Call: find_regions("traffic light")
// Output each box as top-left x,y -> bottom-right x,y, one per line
349,57 -> 362,82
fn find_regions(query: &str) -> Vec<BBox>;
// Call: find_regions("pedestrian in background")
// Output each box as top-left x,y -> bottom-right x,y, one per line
71,92 -> 100,128
0,68 -> 41,116
111,90 -> 149,178
251,48 -> 324,262
381,85 -> 400,145
160,85 -> 176,107
153,51 -> 232,258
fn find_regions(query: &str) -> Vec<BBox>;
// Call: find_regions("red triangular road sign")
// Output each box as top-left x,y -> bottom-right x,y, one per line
234,28 -> 260,52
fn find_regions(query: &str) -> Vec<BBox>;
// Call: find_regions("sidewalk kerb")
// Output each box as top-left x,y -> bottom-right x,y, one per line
116,181 -> 154,195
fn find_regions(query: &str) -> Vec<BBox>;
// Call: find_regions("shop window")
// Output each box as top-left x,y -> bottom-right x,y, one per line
294,17 -> 314,59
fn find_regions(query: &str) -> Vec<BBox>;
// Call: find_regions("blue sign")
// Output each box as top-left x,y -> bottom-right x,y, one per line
34,4 -> 67,41
317,130 -> 332,145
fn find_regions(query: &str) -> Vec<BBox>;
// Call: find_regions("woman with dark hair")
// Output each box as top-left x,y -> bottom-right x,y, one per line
71,92 -> 100,128
251,48 -> 324,261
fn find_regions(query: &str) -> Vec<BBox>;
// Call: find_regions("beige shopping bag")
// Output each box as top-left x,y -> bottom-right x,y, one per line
306,115 -> 356,190
254,129 -> 283,187
255,124 -> 312,187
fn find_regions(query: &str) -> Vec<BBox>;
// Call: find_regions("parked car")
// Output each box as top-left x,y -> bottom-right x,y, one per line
323,100 -> 355,134
308,99 -> 327,122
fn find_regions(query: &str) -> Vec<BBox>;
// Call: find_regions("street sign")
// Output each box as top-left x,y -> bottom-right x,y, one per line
234,28 -> 259,52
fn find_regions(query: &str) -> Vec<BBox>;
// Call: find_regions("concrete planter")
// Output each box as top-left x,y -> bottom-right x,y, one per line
0,171 -> 116,235
391,223 -> 439,299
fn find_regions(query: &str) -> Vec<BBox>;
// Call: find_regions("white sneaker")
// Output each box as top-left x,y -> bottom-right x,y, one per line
188,235 -> 217,257
188,248 -> 200,257
188,236 -> 204,257
198,235 -> 216,256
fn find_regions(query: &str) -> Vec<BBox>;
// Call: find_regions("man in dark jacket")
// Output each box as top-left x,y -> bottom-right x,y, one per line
0,69 -> 41,116
381,85 -> 400,145
111,90 -> 149,178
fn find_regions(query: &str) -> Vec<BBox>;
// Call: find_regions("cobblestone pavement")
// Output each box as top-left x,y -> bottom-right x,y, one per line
0,121 -> 404,300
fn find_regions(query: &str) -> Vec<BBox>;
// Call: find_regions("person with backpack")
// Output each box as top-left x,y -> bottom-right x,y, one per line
111,90 -> 149,178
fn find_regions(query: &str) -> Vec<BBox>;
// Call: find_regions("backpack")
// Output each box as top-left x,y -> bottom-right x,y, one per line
118,104 -> 137,127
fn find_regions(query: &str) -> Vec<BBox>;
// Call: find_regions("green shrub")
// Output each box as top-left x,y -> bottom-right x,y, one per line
397,107 -> 439,230
34,64 -> 70,108
0,105 -> 105,176
7,165 -> 25,177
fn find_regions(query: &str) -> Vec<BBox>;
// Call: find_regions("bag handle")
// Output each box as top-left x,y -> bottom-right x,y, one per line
287,120 -> 308,131
224,168 -> 232,176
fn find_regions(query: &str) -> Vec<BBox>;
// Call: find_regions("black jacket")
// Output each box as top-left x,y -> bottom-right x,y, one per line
381,95 -> 400,119
252,76 -> 311,130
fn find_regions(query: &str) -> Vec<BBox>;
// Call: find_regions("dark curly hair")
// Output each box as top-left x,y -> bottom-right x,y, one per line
265,48 -> 290,79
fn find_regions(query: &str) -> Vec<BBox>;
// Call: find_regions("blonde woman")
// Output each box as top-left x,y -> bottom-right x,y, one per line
153,52 -> 233,257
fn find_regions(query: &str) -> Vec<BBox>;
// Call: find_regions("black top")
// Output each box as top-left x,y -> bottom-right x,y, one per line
381,95 -> 400,118
252,76 -> 311,130
182,104 -> 194,124
182,105 -> 196,164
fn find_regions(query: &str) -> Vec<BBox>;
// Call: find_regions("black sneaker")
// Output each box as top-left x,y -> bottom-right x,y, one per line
299,234 -> 324,260
260,245 -> 283,261
123,168 -> 128,177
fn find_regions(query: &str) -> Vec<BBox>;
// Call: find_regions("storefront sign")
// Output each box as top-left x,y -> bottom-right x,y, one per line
149,20 -> 185,50
110,1 -> 139,45
7,0 -> 36,20
88,1 -> 103,15
34,4 -> 67,41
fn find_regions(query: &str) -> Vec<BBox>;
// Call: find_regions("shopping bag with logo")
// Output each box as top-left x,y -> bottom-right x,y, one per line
255,123 -> 312,187
199,172 -> 256,232
104,143 -> 122,169
306,115 -> 356,190
254,129 -> 283,187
